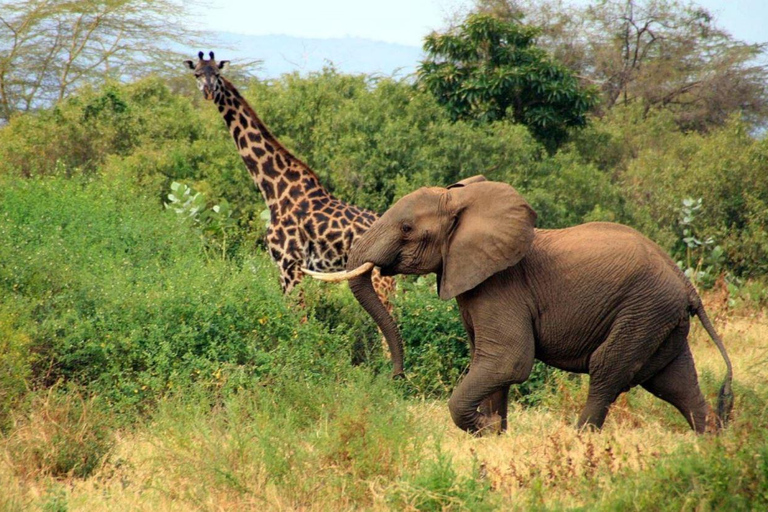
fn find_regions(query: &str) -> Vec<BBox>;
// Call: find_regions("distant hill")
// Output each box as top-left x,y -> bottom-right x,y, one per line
212,32 -> 423,79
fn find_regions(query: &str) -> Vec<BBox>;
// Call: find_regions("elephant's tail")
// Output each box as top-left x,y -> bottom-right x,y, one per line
693,303 -> 734,427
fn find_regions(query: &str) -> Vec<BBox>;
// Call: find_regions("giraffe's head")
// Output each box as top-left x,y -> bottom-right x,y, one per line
184,51 -> 230,100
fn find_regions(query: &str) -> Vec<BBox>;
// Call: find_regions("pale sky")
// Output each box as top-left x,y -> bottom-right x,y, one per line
191,0 -> 768,47
191,0 -> 464,47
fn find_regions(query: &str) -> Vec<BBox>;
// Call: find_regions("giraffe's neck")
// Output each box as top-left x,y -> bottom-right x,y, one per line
214,77 -> 325,208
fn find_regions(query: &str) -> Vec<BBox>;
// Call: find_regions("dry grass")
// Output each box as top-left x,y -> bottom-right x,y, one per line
1,308 -> 765,511
2,389 -> 114,481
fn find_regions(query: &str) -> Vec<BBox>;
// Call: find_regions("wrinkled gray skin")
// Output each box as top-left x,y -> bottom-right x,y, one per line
346,176 -> 733,434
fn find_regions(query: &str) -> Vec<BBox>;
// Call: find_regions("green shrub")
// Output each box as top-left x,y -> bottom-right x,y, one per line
0,78 -> 260,253
727,277 -> 768,309
521,149 -> 628,229
391,443 -> 496,511
0,176 -> 350,411
150,370 -> 416,506
0,310 -> 32,431
299,277 -> 384,368
591,430 -> 768,511
617,113 -> 768,276
3,73 -> 768,279
393,276 -> 469,397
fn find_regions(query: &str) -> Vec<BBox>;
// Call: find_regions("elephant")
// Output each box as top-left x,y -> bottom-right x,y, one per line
304,177 -> 733,434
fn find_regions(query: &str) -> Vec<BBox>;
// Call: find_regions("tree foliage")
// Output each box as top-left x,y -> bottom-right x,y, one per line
0,0 -> 198,122
1,66 -> 768,276
479,0 -> 768,131
418,13 -> 598,149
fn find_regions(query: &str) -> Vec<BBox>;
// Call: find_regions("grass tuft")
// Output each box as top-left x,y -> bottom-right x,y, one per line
3,388 -> 114,480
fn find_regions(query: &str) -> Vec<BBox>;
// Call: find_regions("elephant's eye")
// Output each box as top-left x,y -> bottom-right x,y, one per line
401,223 -> 413,235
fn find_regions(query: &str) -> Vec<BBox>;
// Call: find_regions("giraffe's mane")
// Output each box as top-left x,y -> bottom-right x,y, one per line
220,77 -> 323,184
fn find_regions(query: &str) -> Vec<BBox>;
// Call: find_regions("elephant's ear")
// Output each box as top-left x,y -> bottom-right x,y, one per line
439,181 -> 537,300
446,175 -> 487,189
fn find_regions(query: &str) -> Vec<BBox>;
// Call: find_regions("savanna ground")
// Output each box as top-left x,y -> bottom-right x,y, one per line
2,300 -> 766,511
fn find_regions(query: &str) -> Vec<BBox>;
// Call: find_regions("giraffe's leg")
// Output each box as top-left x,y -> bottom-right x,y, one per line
266,224 -> 306,299
282,261 -> 313,324
279,259 -> 303,296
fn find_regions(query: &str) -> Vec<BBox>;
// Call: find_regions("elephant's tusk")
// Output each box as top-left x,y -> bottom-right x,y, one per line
301,261 -> 375,282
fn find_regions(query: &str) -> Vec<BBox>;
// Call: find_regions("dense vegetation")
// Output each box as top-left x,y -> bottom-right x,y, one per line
3,71 -> 768,277
1,1 -> 767,509
1,67 -> 766,510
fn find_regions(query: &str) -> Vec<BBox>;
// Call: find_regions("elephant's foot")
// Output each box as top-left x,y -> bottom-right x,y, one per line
704,406 -> 722,434
575,420 -> 602,433
471,412 -> 504,436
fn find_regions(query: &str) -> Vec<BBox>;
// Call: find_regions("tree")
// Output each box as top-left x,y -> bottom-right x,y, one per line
0,0 -> 198,122
583,0 -> 768,129
473,0 -> 525,21
474,0 -> 768,131
418,13 -> 598,150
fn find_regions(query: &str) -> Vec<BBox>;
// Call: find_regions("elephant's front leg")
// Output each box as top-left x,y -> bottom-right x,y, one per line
448,332 -> 534,435
479,387 -> 510,433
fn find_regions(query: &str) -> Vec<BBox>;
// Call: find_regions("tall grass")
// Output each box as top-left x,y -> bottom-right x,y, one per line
2,314 -> 765,510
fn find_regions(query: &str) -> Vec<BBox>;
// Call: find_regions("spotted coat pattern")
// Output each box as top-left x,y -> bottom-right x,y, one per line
188,54 -> 395,306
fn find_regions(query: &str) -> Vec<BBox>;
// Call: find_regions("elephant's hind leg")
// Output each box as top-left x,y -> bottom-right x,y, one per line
641,343 -> 709,433
578,314 -> 671,431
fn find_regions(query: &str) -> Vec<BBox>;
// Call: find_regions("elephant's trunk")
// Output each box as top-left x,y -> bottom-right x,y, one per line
348,271 -> 405,378
303,222 -> 406,377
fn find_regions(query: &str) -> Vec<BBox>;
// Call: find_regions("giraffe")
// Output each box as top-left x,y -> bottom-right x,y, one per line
184,51 -> 396,324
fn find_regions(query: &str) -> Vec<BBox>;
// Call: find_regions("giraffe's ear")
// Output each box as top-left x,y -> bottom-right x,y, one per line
218,60 -> 230,70
183,60 -> 195,69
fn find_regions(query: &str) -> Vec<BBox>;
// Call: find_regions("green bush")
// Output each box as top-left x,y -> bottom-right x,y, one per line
299,277 -> 384,368
591,426 -> 768,510
612,111 -> 768,276
0,78 -> 260,253
393,276 -> 470,397
391,443 -> 496,511
150,369 -> 417,506
0,80 -> 196,178
521,149 -> 628,229
0,171 -> 560,416
0,176 -> 350,412
0,309 -> 32,431
3,74 -> 768,279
